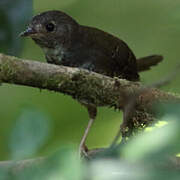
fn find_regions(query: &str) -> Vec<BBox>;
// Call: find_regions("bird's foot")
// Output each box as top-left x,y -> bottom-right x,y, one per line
79,144 -> 89,158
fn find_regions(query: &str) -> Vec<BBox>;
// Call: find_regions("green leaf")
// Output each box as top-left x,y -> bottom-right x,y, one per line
121,117 -> 180,164
9,107 -> 51,159
15,146 -> 83,180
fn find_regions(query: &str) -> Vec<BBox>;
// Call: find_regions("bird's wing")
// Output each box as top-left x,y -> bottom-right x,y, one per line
81,26 -> 139,80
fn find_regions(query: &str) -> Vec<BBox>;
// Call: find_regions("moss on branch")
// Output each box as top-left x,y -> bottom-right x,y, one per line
0,53 -> 179,110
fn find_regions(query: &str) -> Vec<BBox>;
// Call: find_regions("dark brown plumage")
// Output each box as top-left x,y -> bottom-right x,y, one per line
20,10 -> 163,156
20,10 -> 163,81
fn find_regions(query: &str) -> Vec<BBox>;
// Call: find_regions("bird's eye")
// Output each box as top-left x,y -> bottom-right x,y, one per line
46,23 -> 55,32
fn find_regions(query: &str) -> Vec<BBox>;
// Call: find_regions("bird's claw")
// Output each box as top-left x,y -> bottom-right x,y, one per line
79,144 -> 89,158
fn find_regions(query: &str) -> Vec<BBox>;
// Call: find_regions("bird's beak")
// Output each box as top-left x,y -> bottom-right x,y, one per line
19,27 -> 36,37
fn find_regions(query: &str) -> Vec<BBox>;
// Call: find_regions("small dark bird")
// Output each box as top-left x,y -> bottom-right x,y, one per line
20,10 -> 163,156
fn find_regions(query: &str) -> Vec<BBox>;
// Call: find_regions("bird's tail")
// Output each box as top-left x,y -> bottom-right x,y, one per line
137,55 -> 163,72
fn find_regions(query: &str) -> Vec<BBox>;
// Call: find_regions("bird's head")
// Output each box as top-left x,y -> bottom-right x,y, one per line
20,10 -> 79,48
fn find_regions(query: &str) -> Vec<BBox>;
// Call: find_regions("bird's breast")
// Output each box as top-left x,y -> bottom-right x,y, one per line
43,46 -> 65,63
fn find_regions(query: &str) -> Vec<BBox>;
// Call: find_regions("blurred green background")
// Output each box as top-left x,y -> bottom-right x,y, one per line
1,0 -> 180,160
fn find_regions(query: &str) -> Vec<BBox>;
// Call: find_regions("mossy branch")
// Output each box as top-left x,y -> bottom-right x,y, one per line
0,53 -> 179,111
0,53 -> 180,173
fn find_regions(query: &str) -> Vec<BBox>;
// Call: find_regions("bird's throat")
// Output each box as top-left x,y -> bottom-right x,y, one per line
43,46 -> 65,64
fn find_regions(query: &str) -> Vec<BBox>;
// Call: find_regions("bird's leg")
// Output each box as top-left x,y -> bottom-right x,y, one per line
110,106 -> 135,148
79,105 -> 97,157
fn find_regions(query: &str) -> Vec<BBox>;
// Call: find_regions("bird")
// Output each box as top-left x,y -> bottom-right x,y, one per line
20,10 -> 163,156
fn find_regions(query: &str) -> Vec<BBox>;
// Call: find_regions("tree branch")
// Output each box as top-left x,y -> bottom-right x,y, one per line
1,53 -> 180,173
0,53 -> 179,111
1,52 -> 180,143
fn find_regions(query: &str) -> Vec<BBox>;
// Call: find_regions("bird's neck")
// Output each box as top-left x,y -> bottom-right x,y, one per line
42,45 -> 65,63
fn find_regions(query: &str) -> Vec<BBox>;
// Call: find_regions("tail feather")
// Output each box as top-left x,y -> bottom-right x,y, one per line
137,55 -> 163,72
